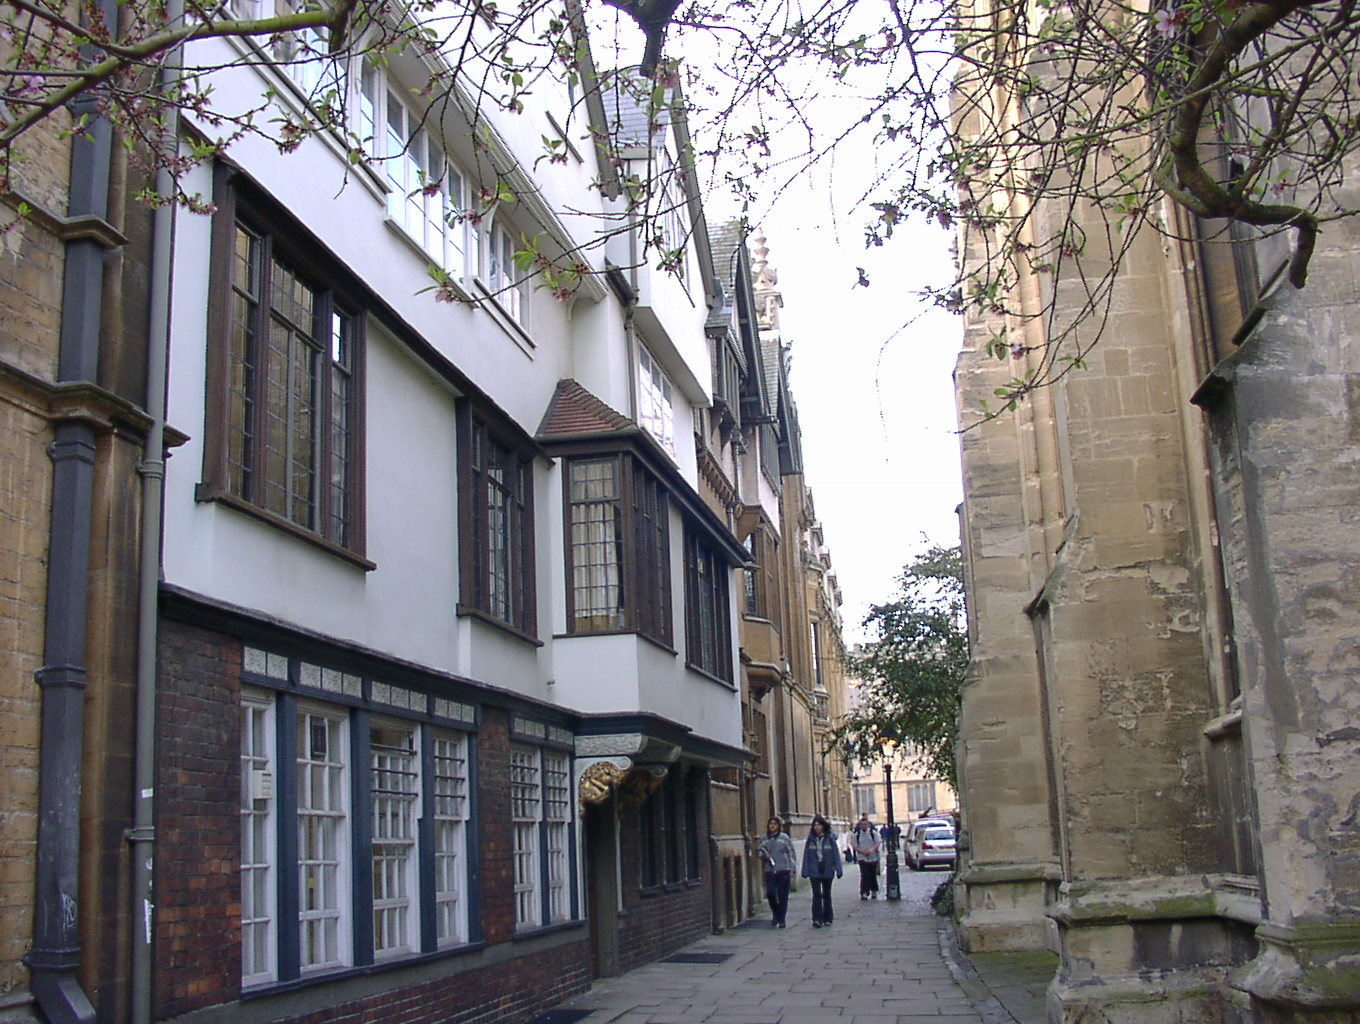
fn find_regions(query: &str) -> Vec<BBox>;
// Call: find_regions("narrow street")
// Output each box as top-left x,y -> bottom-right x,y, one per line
548,870 -> 1044,1024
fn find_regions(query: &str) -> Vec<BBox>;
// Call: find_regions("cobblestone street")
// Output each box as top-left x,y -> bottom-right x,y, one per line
549,869 -> 1050,1024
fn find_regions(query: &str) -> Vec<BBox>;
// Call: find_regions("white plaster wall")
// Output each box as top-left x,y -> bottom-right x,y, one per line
164,303 -> 470,670
163,36 -> 744,751
550,635 -> 643,712
636,643 -> 744,749
569,298 -> 631,410
179,38 -> 593,430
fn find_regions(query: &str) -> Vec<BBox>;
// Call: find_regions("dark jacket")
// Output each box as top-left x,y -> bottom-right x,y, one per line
800,833 -> 843,880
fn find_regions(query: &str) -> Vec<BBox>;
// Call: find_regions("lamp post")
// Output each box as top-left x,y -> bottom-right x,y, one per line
882,741 -> 901,901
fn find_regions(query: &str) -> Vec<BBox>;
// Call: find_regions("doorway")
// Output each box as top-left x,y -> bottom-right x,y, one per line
584,793 -> 621,978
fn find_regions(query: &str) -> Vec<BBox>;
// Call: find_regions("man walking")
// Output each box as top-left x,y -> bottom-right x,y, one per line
850,815 -> 882,899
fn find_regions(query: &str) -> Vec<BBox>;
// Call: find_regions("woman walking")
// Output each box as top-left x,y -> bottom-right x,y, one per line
850,815 -> 882,899
800,815 -> 843,928
757,817 -> 795,928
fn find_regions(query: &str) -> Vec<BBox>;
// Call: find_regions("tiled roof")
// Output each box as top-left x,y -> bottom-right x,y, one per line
761,336 -> 784,421
537,379 -> 634,438
709,219 -> 744,296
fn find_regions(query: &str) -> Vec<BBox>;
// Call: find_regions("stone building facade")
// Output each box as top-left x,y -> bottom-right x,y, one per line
0,52 -> 168,1021
701,225 -> 855,931
951,34 -> 1360,1024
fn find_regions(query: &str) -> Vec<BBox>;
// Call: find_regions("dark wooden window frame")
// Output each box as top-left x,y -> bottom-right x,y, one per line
457,404 -> 539,642
684,769 -> 703,883
663,773 -> 682,885
562,453 -> 673,649
743,525 -> 779,623
639,788 -> 660,891
684,527 -> 733,684
638,769 -> 702,893
759,421 -> 781,487
198,165 -> 371,568
711,334 -> 744,431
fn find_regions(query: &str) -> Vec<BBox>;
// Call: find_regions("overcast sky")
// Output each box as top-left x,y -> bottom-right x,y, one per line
706,145 -> 965,645
759,207 -> 964,645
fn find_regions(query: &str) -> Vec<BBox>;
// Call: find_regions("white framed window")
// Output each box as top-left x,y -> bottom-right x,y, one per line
510,745 -> 541,929
241,692 -> 277,987
297,706 -> 351,972
371,720 -> 420,957
658,153 -> 687,259
432,730 -> 470,946
362,62 -> 477,279
229,0 -> 343,102
239,648 -> 485,983
485,218 -> 527,326
544,752 -> 571,923
637,346 -> 675,454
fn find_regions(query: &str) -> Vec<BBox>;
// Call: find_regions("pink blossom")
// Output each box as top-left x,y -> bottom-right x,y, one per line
1153,8 -> 1179,37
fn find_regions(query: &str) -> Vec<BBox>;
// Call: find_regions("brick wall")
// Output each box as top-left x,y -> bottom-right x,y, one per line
0,393 -> 52,999
475,708 -> 514,946
287,940 -> 591,1024
0,101 -> 70,1000
154,618 -> 242,1019
615,785 -> 714,974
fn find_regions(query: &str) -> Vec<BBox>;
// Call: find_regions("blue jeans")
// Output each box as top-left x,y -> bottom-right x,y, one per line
810,877 -> 834,924
765,870 -> 790,924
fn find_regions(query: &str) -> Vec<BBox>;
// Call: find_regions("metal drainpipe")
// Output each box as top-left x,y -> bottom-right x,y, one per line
25,15 -> 118,1020
129,1 -> 182,1011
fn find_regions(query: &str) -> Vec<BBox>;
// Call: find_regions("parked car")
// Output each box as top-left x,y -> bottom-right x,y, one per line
905,822 -> 957,870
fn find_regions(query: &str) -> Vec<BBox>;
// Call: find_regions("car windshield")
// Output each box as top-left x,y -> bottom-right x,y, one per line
924,828 -> 955,841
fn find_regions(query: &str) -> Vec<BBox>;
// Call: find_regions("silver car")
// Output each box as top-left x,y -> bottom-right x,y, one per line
905,823 -> 956,869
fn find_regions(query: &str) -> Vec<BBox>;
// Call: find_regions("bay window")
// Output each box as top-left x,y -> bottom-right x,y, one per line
485,218 -> 528,325
743,527 -> 778,621
638,346 -> 675,454
684,529 -> 733,683
566,455 -> 671,645
360,61 -> 478,279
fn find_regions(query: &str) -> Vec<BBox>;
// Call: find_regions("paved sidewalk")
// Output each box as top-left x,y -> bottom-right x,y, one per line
550,894 -> 1057,1024
936,919 -> 1056,1024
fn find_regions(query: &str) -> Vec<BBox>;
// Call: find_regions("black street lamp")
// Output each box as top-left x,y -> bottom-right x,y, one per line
881,738 -> 901,901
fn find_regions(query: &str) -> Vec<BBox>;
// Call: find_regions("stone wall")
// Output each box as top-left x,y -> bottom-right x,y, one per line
950,126 -> 1289,1024
1200,204 -> 1360,1021
953,109 -> 1360,1024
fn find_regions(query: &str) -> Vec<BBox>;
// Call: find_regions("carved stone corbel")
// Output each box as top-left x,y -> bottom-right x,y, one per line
577,757 -> 632,811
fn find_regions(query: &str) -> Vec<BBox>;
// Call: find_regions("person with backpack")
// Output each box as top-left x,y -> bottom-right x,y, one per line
850,815 -> 882,899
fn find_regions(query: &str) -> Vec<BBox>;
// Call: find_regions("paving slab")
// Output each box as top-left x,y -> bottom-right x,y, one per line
554,882 -> 988,1024
546,871 -> 1057,1024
